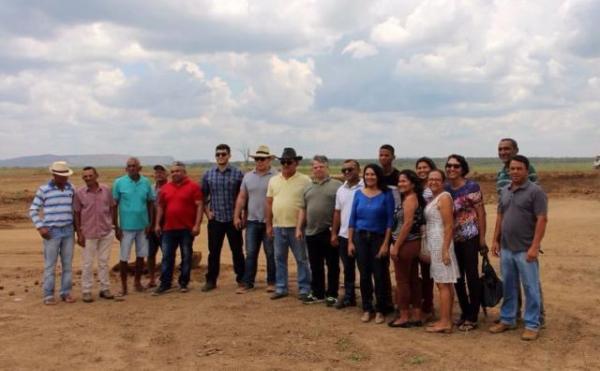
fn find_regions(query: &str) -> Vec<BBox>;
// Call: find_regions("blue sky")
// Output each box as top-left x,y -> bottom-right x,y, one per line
1,0 -> 599,160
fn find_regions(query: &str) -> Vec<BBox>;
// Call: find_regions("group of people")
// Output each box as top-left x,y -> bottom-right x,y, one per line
29,138 -> 548,341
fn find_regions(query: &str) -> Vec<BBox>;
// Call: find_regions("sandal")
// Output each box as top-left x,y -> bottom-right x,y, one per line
388,318 -> 412,328
453,318 -> 466,326
458,322 -> 478,332
426,325 -> 453,334
61,294 -> 76,303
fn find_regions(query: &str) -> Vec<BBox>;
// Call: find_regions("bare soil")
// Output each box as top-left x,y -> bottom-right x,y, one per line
0,171 -> 599,370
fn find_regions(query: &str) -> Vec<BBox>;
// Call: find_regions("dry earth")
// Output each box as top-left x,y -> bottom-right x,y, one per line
0,171 -> 599,370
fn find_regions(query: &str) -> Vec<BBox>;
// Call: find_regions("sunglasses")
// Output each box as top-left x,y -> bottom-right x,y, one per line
215,152 -> 229,157
280,160 -> 294,166
341,168 -> 354,173
254,157 -> 267,162
445,163 -> 461,169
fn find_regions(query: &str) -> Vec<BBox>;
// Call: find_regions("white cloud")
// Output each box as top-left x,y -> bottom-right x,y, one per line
342,40 -> 379,59
0,0 -> 599,160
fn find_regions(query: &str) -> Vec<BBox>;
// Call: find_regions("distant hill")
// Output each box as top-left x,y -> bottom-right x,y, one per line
0,154 -> 175,167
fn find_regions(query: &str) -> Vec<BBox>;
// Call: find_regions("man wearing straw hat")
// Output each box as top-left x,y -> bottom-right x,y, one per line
234,145 -> 277,294
29,161 -> 76,305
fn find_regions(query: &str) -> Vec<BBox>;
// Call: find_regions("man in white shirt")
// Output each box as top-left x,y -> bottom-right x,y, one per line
330,159 -> 363,309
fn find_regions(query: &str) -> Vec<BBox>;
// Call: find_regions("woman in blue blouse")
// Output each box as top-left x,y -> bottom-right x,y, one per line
348,164 -> 395,324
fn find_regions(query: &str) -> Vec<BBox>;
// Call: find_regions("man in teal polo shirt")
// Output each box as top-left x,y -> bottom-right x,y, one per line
113,157 -> 155,296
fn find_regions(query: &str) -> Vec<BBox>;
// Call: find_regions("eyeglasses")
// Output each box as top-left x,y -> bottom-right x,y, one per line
254,157 -> 267,162
341,168 -> 354,173
280,160 -> 294,166
215,152 -> 228,157
445,163 -> 461,169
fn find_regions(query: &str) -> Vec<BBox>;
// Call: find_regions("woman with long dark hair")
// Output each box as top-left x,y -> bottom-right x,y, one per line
389,170 -> 426,327
348,164 -> 394,324
444,154 -> 486,332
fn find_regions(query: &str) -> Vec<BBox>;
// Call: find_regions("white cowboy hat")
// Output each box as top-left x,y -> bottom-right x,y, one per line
49,161 -> 73,177
249,145 -> 276,159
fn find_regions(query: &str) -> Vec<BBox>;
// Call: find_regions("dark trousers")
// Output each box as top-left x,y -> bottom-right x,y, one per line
206,220 -> 245,284
393,239 -> 422,311
354,231 -> 392,313
454,236 -> 482,323
306,230 -> 340,299
160,229 -> 194,289
420,259 -> 434,313
338,237 -> 356,303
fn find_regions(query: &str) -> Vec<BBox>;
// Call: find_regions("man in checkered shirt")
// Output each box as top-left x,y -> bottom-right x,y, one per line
201,144 -> 245,292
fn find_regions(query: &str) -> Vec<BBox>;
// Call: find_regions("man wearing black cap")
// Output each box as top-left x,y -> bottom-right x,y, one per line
147,164 -> 169,288
265,148 -> 312,300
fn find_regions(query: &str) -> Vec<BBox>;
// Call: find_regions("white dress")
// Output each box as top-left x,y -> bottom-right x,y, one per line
425,192 -> 460,283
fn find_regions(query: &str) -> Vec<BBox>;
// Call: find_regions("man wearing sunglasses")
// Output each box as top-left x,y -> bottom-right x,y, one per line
201,144 -> 245,292
330,159 -> 363,309
265,147 -> 312,300
234,145 -> 277,294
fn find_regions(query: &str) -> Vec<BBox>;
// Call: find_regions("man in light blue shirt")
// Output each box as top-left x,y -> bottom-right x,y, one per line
112,157 -> 155,296
29,161 -> 76,305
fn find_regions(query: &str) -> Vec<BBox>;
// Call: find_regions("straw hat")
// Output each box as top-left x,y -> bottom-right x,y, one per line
49,161 -> 73,177
249,145 -> 276,159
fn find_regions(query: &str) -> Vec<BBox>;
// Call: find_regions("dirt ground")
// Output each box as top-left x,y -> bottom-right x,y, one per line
0,172 -> 599,370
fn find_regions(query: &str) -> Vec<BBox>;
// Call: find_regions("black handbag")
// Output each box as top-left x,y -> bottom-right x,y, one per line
480,253 -> 503,308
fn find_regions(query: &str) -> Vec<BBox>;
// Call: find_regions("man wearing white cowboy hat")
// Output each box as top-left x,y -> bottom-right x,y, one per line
29,161 -> 77,305
234,145 -> 277,294
265,147 -> 312,300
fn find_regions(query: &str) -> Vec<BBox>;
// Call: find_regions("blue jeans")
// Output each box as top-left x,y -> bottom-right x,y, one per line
42,225 -> 74,299
500,248 -> 541,331
243,221 -> 275,287
273,227 -> 311,295
160,229 -> 194,289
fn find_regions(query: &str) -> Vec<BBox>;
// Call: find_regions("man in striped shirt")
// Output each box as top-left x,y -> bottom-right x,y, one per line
29,161 -> 76,305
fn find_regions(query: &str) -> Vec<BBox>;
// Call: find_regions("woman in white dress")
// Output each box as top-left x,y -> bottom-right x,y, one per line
424,169 -> 460,333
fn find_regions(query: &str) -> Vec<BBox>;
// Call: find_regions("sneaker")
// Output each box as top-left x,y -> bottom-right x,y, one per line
302,294 -> 325,305
297,293 -> 309,301
375,312 -> 385,324
180,286 -> 189,293
325,296 -> 338,307
99,290 -> 114,300
270,292 -> 289,300
521,329 -> 539,341
43,296 -> 57,305
201,282 -> 216,292
266,284 -> 276,293
489,322 -> 517,334
152,286 -> 171,296
82,292 -> 94,303
335,299 -> 357,310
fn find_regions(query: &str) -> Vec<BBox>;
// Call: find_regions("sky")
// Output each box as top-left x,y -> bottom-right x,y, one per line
1,0 -> 599,161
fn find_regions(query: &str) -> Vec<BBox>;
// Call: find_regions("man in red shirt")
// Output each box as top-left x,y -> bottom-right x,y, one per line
152,162 -> 203,295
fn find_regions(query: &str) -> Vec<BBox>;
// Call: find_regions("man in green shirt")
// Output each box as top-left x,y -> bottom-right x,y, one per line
296,155 -> 342,305
112,157 -> 155,296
